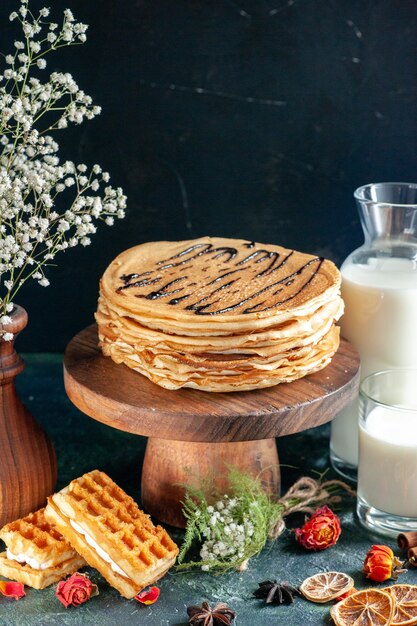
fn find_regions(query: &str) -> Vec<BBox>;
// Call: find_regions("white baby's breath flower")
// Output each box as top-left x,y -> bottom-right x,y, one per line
22,22 -> 34,37
30,41 -> 41,53
0,2 -> 126,317
2,332 -> 14,341
57,219 -> 70,232
64,9 -> 75,22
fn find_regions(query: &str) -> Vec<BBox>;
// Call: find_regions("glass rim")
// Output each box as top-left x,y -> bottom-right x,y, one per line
354,182 -> 417,208
360,369 -> 417,413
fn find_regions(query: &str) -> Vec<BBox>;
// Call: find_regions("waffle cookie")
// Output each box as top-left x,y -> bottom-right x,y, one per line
0,508 -> 86,589
44,470 -> 179,599
96,236 -> 343,392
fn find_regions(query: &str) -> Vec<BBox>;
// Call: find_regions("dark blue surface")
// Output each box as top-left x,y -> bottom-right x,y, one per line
1,355 -> 415,625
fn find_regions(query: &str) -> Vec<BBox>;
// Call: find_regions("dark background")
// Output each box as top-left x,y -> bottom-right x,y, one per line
1,0 -> 416,352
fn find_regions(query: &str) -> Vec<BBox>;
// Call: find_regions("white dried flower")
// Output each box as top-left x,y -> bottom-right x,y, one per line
0,1 -> 126,316
64,9 -> 75,22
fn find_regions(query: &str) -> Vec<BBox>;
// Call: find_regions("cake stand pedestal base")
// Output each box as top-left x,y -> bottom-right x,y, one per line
64,325 -> 360,529
141,438 -> 279,527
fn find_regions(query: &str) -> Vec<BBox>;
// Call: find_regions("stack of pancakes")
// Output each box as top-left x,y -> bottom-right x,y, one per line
96,237 -> 344,392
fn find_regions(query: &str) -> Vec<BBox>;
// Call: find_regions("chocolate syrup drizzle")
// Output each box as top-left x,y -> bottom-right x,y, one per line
117,242 -> 324,315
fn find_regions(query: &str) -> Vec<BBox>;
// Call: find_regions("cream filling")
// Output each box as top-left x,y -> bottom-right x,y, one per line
6,548 -> 54,570
69,519 -> 129,578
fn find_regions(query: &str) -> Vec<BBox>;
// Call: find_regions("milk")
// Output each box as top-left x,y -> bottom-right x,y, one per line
358,404 -> 417,517
331,257 -> 417,466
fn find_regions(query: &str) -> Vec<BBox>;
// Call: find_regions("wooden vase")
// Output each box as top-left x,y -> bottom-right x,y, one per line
0,305 -> 57,527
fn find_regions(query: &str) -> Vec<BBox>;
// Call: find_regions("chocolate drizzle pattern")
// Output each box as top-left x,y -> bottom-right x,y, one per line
117,242 -> 324,315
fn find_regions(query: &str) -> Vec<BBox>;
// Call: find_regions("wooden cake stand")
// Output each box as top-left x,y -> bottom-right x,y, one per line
64,325 -> 359,528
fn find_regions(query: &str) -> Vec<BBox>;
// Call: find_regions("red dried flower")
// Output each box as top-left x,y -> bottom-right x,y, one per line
295,505 -> 341,550
56,572 -> 98,608
363,545 -> 406,583
0,580 -> 25,600
135,586 -> 160,605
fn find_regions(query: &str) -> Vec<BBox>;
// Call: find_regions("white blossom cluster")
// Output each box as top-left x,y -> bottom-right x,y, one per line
0,0 -> 126,338
198,495 -> 255,571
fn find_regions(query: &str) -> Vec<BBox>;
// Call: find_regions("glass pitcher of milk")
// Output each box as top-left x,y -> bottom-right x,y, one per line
330,182 -> 417,481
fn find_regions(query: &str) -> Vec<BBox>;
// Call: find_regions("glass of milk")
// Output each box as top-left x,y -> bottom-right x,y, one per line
330,182 -> 417,481
357,369 -> 417,536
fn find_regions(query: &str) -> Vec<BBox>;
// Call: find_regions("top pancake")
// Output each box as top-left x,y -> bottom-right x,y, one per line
100,237 -> 341,332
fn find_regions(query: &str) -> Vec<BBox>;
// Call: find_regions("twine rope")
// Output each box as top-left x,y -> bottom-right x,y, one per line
269,476 -> 356,539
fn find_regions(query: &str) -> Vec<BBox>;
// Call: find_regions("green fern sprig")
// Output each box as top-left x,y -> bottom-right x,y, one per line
177,469 -> 283,573
177,468 -> 354,573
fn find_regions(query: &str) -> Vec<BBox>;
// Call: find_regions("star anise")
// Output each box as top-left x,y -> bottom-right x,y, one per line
187,601 -> 236,626
253,580 -> 300,605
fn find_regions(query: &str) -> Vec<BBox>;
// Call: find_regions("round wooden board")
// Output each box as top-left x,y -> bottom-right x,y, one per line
64,325 -> 359,443
64,324 -> 359,442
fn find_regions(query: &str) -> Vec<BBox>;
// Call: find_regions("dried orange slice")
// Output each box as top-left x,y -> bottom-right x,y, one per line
330,589 -> 394,626
383,584 -> 417,626
300,571 -> 355,603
